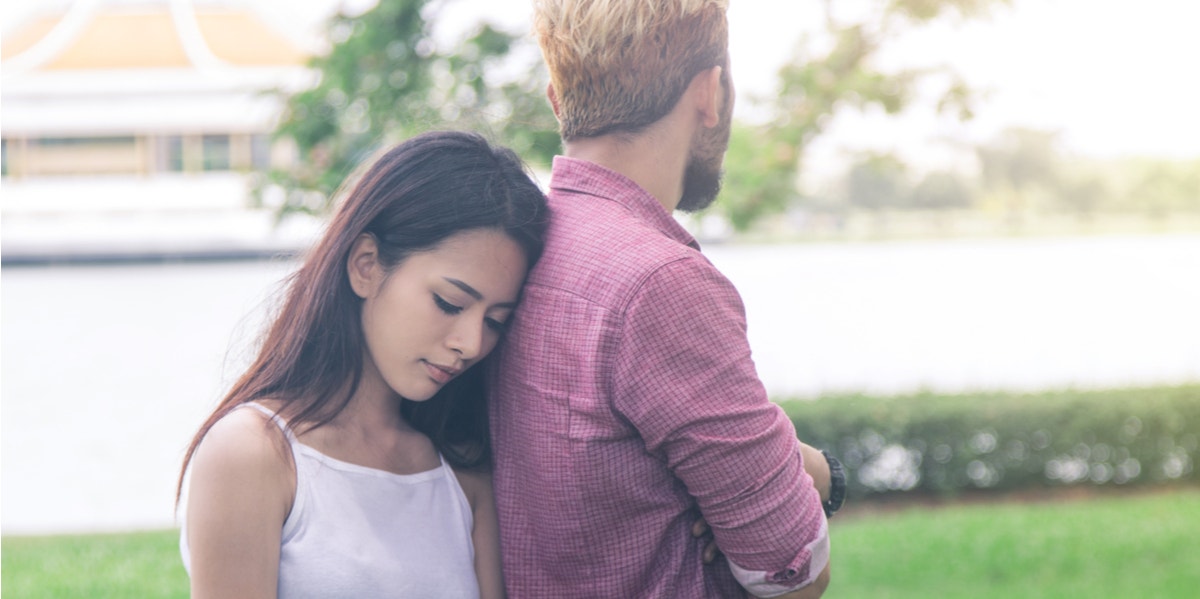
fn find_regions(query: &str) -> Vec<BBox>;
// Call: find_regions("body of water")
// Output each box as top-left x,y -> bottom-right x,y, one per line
3,235 -> 1198,534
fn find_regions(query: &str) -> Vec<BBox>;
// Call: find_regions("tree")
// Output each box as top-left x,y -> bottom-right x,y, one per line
1126,159 -> 1200,219
263,0 -> 558,217
843,152 -> 909,212
716,0 -> 1009,232
976,128 -> 1060,193
270,0 -> 1011,230
1053,169 -> 1109,222
908,170 -> 976,210
975,127 -> 1061,226
719,122 -> 801,231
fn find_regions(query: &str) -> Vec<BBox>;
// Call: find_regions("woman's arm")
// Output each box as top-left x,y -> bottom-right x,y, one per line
797,442 -> 831,502
185,408 -> 295,599
454,468 -> 506,599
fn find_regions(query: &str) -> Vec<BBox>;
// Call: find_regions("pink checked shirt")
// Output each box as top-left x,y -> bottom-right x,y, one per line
490,157 -> 829,598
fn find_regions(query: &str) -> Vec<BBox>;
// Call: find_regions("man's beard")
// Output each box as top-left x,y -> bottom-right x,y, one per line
677,78 -> 733,214
677,156 -> 723,213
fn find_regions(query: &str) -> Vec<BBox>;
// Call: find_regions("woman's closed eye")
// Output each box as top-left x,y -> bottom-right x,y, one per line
484,317 -> 507,333
433,294 -> 463,315
436,293 -> 511,333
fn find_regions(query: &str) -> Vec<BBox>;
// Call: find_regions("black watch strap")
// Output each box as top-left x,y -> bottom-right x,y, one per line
820,450 -> 846,518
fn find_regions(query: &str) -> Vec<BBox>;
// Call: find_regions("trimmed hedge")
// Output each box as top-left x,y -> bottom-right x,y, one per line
780,385 -> 1200,500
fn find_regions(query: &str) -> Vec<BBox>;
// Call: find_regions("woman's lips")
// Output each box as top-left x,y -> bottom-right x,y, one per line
424,361 -> 461,384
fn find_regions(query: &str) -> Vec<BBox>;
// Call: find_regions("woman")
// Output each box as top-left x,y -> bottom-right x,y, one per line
177,131 -> 547,598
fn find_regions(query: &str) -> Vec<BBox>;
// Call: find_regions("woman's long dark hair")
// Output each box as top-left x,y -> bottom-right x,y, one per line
179,131 -> 547,499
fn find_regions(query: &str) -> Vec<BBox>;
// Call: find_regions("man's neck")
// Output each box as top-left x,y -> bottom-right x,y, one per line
561,118 -> 691,213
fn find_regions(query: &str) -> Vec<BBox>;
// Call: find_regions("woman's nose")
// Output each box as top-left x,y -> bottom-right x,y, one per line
447,316 -> 485,360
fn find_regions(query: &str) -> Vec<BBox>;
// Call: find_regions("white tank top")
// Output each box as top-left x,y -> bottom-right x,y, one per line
180,403 -> 481,598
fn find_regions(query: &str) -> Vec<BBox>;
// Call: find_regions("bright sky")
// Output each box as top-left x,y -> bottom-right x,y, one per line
259,0 -> 1200,163
812,0 -> 1200,164
4,0 -> 1198,164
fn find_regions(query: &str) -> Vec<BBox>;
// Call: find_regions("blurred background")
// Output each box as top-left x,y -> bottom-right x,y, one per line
2,0 -> 1198,595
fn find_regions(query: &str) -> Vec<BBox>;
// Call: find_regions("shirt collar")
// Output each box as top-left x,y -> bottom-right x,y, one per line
549,156 -> 700,250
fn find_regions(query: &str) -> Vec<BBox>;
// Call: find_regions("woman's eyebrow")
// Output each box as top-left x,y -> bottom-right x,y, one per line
443,277 -> 518,308
444,277 -> 482,300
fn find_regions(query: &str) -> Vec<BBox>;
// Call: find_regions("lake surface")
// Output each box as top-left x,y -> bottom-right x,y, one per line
3,235 -> 1199,534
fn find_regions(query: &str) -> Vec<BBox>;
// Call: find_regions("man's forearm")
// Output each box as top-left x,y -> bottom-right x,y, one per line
798,442 -> 831,503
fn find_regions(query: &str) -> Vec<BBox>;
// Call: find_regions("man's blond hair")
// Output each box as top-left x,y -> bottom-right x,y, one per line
534,0 -> 730,140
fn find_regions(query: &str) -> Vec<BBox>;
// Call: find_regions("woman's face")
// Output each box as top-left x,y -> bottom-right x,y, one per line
350,228 -> 528,402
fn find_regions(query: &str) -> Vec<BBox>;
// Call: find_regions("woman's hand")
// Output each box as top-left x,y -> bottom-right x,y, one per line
798,442 -> 832,503
691,517 -> 722,564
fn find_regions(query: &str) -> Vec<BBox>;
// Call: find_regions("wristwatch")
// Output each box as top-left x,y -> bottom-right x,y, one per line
820,450 -> 846,518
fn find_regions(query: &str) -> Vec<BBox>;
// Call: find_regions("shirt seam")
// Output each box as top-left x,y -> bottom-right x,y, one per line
607,253 -> 703,431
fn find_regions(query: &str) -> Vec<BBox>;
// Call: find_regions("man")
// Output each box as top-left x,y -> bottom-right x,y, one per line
489,1 -> 840,596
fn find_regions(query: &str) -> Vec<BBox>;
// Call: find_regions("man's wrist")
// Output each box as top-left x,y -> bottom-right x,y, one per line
820,450 -> 846,518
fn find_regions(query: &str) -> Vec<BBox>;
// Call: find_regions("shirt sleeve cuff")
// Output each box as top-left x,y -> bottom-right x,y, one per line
726,516 -> 830,598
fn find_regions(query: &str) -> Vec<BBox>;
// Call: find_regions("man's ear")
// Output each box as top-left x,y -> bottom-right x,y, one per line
347,233 -> 381,299
546,83 -> 563,121
690,65 -> 724,129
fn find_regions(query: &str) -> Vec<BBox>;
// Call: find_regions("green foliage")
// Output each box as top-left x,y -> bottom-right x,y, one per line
974,130 -> 1200,223
1052,168 -> 1110,219
889,0 -> 1005,20
1,530 -> 189,598
833,489 -> 1200,599
781,385 -> 1200,499
719,122 -> 800,231
716,0 -> 1009,231
265,0 -> 558,217
908,170 -> 977,210
261,0 -> 1192,232
832,153 -> 979,213
1124,158 -> 1200,218
976,128 -> 1061,193
843,152 -> 909,211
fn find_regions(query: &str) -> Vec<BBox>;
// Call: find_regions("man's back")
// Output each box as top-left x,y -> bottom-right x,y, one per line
490,158 -> 826,597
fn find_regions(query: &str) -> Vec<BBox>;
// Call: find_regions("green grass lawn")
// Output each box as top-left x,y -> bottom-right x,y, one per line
3,489 -> 1197,598
1,529 -> 189,599
829,488 -> 1200,598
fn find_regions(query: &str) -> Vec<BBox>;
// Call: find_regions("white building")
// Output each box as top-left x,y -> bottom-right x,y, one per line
2,0 -> 324,258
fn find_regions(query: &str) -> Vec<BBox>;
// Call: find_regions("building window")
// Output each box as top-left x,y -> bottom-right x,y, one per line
250,134 -> 272,171
32,136 -> 136,147
27,136 -> 139,175
202,134 -> 231,171
157,135 -> 185,172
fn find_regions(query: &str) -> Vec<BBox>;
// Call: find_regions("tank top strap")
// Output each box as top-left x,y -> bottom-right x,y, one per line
236,402 -> 309,545
238,402 -> 299,444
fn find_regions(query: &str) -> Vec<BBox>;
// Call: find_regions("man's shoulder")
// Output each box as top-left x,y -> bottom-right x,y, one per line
533,199 -> 714,302
548,189 -> 700,259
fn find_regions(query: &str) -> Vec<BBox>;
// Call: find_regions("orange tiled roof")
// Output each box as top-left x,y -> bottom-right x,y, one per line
1,15 -> 63,60
198,11 -> 308,67
2,6 -> 308,70
47,12 -> 192,69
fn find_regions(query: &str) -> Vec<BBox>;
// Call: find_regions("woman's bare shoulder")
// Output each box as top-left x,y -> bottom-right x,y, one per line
192,405 -> 293,476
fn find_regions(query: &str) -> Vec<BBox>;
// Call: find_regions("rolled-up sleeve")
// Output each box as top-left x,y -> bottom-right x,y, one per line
611,255 -> 830,594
